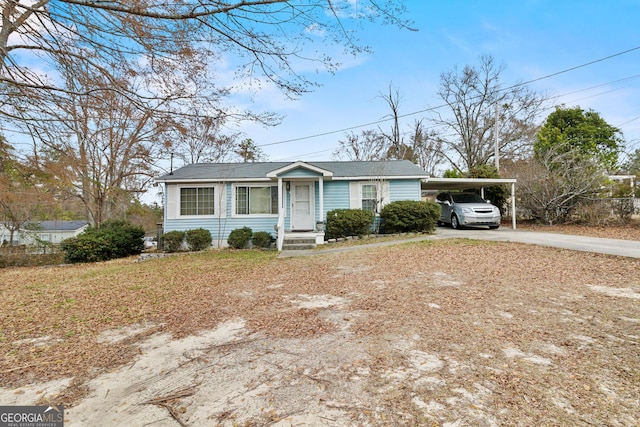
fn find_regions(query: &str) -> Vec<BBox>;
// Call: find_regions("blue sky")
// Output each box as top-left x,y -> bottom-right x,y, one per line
239,0 -> 640,167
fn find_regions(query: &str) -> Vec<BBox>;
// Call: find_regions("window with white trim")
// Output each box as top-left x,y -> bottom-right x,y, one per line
361,183 -> 378,214
180,187 -> 215,216
350,180 -> 389,213
235,185 -> 279,215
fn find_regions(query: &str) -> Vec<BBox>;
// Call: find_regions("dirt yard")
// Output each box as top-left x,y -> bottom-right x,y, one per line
1,227 -> 639,426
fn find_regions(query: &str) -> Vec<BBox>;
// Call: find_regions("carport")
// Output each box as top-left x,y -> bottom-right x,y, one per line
422,178 -> 518,229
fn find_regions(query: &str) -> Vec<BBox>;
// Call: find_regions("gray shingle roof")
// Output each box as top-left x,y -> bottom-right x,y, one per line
35,221 -> 89,231
156,160 -> 428,182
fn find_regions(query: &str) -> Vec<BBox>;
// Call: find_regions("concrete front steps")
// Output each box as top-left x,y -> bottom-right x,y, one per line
282,233 -> 318,250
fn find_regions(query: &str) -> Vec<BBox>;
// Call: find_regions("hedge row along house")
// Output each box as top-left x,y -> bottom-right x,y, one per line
155,160 -> 430,250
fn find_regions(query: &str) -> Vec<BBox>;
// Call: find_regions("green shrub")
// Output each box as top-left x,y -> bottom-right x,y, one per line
61,235 -> 109,263
227,227 -> 253,249
162,230 -> 185,253
98,220 -> 145,258
380,200 -> 440,234
185,228 -> 212,251
60,220 -> 145,263
251,231 -> 274,249
325,209 -> 374,240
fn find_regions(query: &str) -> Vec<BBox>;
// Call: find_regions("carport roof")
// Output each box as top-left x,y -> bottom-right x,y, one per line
422,177 -> 516,191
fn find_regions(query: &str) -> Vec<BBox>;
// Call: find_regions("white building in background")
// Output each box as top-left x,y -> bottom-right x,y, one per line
0,220 -> 88,246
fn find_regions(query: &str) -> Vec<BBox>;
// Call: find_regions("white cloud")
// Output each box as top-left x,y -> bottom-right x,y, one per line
305,23 -> 326,37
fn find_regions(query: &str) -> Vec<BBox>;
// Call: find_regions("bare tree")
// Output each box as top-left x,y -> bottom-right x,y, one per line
235,138 -> 266,162
378,84 -> 404,157
377,85 -> 447,174
410,119 -> 445,176
516,144 -> 608,224
172,111 -> 240,165
1,1 -> 412,123
0,137 -> 51,244
430,54 -> 545,173
17,58 -> 173,225
2,1 -> 412,218
333,129 -> 388,161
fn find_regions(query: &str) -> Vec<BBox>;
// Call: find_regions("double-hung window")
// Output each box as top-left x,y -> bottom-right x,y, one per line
180,187 -> 215,216
235,185 -> 278,215
361,184 -> 378,214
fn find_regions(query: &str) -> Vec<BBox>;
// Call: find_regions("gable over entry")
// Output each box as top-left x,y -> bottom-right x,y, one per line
422,178 -> 517,229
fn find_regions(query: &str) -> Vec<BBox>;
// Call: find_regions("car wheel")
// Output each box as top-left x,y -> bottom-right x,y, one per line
451,214 -> 460,229
489,225 -> 500,229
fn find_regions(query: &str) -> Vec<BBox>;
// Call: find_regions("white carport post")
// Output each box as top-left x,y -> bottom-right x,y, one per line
511,182 -> 516,230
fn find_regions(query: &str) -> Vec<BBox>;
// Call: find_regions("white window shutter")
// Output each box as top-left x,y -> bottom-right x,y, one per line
379,181 -> 390,208
217,184 -> 227,218
166,185 -> 177,219
349,181 -> 361,209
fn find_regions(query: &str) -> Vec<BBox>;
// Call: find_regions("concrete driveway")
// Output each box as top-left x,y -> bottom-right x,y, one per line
433,226 -> 640,259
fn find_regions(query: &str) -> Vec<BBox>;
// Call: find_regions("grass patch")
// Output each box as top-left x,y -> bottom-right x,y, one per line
318,232 -> 429,250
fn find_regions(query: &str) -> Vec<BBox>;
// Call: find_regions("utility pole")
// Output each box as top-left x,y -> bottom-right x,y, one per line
494,102 -> 500,173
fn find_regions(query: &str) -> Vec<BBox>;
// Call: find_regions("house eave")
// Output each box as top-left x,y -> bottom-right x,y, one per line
333,175 -> 430,181
155,177 -> 274,184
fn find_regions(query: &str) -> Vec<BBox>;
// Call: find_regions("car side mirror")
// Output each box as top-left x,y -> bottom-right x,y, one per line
444,200 -> 451,206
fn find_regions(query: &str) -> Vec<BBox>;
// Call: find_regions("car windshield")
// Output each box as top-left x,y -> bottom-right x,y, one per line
451,193 -> 486,204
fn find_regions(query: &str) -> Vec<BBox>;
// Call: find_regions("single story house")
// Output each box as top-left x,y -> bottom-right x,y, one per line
155,160 -> 430,250
0,220 -> 89,246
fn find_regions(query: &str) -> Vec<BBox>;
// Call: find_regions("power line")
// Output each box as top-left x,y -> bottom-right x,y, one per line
547,73 -> 640,101
617,115 -> 640,127
257,45 -> 640,148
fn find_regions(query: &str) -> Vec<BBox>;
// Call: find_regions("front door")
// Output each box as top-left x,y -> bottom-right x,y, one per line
291,182 -> 314,230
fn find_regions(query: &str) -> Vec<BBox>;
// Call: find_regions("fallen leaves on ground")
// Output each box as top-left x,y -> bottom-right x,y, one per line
0,225 -> 638,425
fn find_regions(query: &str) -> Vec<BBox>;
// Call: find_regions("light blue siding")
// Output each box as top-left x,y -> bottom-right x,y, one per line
389,179 -> 422,202
322,181 -> 350,221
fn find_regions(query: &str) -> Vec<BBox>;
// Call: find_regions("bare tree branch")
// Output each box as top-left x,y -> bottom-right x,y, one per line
429,54 -> 546,172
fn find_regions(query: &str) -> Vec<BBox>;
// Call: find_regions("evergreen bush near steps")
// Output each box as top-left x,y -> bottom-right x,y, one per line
251,231 -> 274,249
227,227 -> 253,249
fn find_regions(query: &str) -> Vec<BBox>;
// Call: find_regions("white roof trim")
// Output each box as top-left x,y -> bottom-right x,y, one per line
155,177 -> 273,184
266,161 -> 334,178
333,175 -> 430,181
